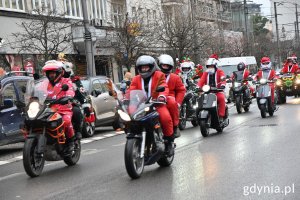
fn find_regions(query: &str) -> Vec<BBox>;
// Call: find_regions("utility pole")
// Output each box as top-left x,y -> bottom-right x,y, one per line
189,0 -> 200,64
274,2 -> 282,69
81,0 -> 96,76
243,0 -> 249,55
295,3 -> 299,48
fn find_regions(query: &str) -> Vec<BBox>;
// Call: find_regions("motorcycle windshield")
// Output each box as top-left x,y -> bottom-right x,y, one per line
25,77 -> 49,105
124,90 -> 147,116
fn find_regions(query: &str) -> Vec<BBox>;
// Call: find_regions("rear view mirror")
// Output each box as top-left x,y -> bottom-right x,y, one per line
4,99 -> 14,108
156,86 -> 165,92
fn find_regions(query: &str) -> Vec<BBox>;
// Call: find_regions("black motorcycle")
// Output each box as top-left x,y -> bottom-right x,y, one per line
197,85 -> 229,137
231,71 -> 252,114
22,78 -> 81,177
118,88 -> 175,179
179,82 -> 199,130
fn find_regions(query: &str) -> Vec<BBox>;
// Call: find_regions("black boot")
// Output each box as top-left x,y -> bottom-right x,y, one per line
75,132 -> 82,140
173,126 -> 181,138
164,135 -> 175,157
64,137 -> 75,157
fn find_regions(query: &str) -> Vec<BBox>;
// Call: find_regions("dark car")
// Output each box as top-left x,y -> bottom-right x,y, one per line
0,73 -> 33,146
81,76 -> 122,133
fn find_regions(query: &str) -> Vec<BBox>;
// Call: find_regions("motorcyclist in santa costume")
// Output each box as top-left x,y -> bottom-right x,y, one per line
158,54 -> 186,138
42,60 -> 75,156
281,55 -> 299,74
197,54 -> 227,121
126,55 -> 175,155
256,56 -> 276,105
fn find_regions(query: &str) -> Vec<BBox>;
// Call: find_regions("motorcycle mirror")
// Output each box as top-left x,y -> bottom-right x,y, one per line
61,84 -> 69,91
156,86 -> 165,92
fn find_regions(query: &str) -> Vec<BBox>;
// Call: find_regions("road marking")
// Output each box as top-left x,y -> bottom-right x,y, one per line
0,132 -> 122,167
0,172 -> 23,182
112,142 -> 125,147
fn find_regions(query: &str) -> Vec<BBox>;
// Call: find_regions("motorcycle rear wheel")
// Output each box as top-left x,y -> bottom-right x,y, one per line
157,153 -> 174,167
82,121 -> 95,138
191,120 -> 198,127
124,138 -> 144,179
23,138 -> 45,177
64,140 -> 81,166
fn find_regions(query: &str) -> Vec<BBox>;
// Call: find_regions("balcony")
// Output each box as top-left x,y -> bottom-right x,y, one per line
161,0 -> 184,5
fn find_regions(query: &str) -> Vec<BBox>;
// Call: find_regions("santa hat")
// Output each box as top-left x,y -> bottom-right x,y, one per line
209,54 -> 219,60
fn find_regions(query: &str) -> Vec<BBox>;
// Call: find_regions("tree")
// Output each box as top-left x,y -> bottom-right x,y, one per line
9,7 -> 76,65
111,13 -> 153,72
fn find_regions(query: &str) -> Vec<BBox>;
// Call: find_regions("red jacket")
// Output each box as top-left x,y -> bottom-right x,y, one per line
128,71 -> 169,98
47,77 -> 75,114
197,69 -> 226,88
166,73 -> 186,105
256,70 -> 276,80
281,63 -> 298,74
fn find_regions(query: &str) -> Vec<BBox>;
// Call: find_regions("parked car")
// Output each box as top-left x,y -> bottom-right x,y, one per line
0,73 -> 33,146
81,76 -> 122,134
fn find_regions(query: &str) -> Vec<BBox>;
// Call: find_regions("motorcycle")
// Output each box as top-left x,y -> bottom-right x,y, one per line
118,87 -> 175,179
276,73 -> 300,104
197,85 -> 229,137
256,78 -> 277,118
81,99 -> 96,137
231,72 -> 252,114
21,78 -> 81,177
179,82 -> 199,130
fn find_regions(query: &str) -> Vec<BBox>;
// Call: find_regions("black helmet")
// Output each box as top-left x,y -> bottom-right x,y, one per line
136,55 -> 157,79
237,62 -> 246,71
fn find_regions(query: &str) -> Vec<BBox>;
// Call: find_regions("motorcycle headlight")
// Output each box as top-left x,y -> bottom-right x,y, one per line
276,80 -> 282,86
202,85 -> 210,92
260,79 -> 267,85
117,110 -> 131,122
234,82 -> 241,87
27,101 -> 40,119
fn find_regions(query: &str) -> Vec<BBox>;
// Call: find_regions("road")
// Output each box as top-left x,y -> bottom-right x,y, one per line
0,99 -> 299,200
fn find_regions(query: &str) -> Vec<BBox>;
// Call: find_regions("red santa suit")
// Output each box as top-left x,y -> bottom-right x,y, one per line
256,70 -> 276,104
281,62 -> 298,74
165,73 -> 186,127
197,69 -> 226,117
128,71 -> 174,136
47,77 -> 75,138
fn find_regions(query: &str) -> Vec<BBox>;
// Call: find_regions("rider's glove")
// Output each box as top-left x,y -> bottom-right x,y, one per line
157,95 -> 166,103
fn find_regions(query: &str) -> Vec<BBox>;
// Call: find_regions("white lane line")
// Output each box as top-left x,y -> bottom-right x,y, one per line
0,172 -> 23,182
0,133 -> 122,167
112,142 -> 125,147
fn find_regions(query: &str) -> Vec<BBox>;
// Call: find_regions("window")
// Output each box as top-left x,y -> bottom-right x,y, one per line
32,0 -> 57,12
64,0 -> 82,18
153,10 -> 156,20
0,0 -> 25,12
132,6 -> 136,17
146,9 -> 150,24
88,0 -> 106,20
0,83 -> 16,109
111,2 -> 124,28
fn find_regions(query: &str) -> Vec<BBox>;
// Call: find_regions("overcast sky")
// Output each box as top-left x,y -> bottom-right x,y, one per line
251,0 -> 271,16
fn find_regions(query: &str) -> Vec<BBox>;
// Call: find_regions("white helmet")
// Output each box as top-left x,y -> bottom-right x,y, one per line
136,55 -> 158,79
180,62 -> 194,74
158,54 -> 174,74
206,58 -> 219,68
62,62 -> 74,77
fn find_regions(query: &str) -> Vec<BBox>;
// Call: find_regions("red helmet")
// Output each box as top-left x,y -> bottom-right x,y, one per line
260,57 -> 271,63
42,60 -> 64,85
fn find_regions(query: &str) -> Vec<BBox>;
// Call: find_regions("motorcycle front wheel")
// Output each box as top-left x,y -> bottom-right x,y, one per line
200,118 -> 210,137
64,140 -> 81,166
23,138 -> 45,177
236,96 -> 242,114
179,103 -> 187,130
260,104 -> 267,118
124,138 -> 145,179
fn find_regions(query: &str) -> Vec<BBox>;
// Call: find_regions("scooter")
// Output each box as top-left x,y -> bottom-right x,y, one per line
197,85 -> 229,137
256,78 -> 277,118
